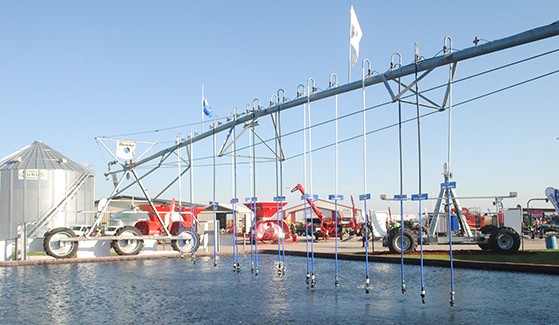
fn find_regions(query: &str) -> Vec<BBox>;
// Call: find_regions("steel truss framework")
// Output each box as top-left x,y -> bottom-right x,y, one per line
90,21 -> 559,235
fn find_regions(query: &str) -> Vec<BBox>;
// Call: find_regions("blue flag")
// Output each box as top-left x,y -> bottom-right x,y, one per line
203,97 -> 213,118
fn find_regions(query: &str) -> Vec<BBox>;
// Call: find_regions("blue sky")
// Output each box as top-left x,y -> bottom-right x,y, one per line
1,1 -> 558,214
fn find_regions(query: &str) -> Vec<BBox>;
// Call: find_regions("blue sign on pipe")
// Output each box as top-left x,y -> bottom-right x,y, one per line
230,198 -> 239,204
328,194 -> 344,200
359,193 -> 371,201
412,193 -> 428,201
393,194 -> 407,201
441,181 -> 456,190
273,196 -> 286,202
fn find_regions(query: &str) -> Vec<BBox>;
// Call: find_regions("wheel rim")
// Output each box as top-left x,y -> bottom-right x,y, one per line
397,235 -> 411,251
49,231 -> 76,256
497,234 -> 514,250
116,230 -> 141,254
174,231 -> 195,252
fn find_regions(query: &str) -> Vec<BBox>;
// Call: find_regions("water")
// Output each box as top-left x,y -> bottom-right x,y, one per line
0,254 -> 557,324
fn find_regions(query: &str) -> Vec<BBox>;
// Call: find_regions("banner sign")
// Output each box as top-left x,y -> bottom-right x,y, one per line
116,140 -> 136,160
544,187 -> 559,215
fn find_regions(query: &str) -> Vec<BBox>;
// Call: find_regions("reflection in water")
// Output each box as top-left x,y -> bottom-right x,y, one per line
0,254 -> 557,324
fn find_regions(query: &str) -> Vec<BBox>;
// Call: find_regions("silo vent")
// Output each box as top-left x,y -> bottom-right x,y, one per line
58,158 -> 67,164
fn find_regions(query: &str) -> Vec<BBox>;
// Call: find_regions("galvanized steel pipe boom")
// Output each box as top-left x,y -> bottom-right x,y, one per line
104,20 -> 559,180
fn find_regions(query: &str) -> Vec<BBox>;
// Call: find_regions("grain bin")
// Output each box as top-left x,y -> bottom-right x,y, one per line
0,141 -> 94,240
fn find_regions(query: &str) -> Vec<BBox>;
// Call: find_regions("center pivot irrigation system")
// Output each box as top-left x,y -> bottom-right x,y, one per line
42,21 -> 559,303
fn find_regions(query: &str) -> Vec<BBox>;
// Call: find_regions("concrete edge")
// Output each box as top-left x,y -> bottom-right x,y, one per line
2,249 -> 558,276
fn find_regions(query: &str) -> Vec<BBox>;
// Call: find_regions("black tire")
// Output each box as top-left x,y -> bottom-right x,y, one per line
480,225 -> 498,234
171,229 -> 200,253
43,227 -> 79,259
111,226 -> 144,255
489,227 -> 521,253
478,225 -> 498,250
478,242 -> 492,251
387,228 -> 416,254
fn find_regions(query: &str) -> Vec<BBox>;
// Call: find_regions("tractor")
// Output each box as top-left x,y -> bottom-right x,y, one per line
383,166 -> 521,254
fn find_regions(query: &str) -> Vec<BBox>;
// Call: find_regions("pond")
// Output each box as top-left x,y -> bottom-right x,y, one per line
0,254 -> 556,324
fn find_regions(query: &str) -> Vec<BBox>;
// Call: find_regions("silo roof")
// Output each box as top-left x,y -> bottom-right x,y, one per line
0,141 -> 88,172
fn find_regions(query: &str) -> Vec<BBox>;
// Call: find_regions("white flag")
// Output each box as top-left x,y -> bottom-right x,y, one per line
350,5 -> 363,66
116,140 -> 136,160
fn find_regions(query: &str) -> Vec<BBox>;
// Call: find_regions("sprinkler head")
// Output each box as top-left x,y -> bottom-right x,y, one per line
450,291 -> 455,306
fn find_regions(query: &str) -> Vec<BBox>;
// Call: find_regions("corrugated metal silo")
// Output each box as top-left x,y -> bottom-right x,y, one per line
0,141 -> 94,240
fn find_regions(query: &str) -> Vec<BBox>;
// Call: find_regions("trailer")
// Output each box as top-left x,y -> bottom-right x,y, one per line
43,199 -> 206,258
383,166 -> 521,254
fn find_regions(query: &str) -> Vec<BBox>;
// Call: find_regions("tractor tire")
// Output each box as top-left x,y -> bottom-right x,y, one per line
387,228 -> 416,254
43,227 -> 79,259
478,225 -> 498,250
479,225 -> 498,234
111,226 -> 144,256
171,229 -> 200,253
489,227 -> 520,253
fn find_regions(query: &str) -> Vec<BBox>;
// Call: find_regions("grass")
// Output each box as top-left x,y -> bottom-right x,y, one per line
379,250 -> 559,265
452,250 -> 559,265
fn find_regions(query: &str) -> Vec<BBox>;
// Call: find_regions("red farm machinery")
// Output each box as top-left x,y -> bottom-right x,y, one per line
243,201 -> 297,243
43,199 -> 207,258
290,183 -> 360,240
